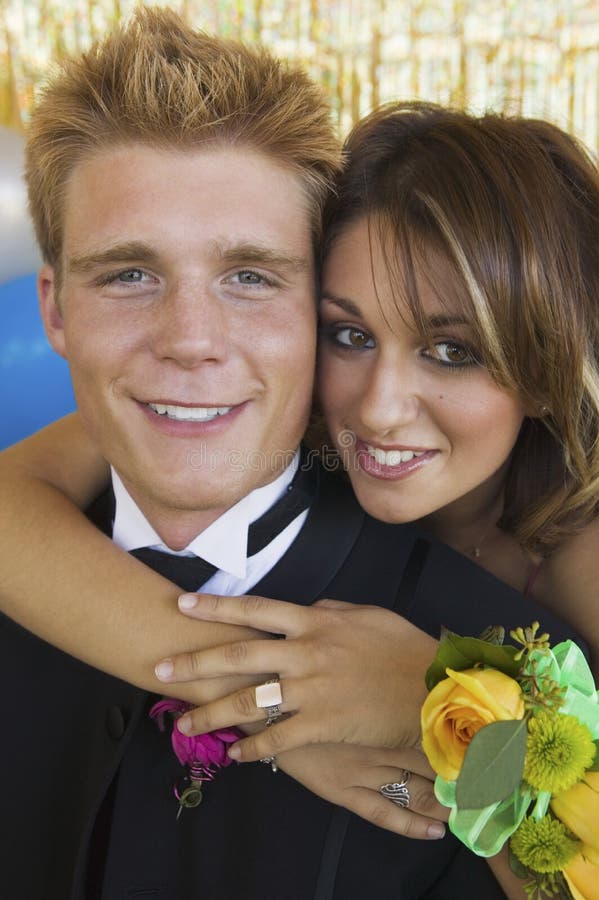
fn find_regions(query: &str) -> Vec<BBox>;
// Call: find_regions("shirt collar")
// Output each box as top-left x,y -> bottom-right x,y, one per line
111,450 -> 300,579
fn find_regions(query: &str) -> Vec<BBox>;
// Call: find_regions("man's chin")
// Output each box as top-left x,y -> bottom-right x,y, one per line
136,480 -> 243,513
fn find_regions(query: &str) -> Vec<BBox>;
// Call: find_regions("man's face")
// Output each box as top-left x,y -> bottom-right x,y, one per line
39,144 -> 316,541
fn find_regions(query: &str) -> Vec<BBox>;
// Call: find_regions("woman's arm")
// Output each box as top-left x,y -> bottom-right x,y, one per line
0,412 -> 110,508
0,416 -> 450,841
0,417 -> 436,754
485,849 -> 528,900
0,415 -> 264,698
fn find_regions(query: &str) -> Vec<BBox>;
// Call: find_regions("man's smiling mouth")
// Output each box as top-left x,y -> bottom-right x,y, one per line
147,403 -> 234,422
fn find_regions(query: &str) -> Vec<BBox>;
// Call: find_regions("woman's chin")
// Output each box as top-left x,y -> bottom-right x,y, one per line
352,484 -> 424,525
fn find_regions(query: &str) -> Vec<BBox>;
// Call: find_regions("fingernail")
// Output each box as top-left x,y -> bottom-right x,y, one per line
178,593 -> 198,610
228,744 -> 241,760
427,823 -> 446,839
155,659 -> 174,680
177,716 -> 191,734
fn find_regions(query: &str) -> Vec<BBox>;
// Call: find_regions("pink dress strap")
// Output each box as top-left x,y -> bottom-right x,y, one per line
523,560 -> 544,597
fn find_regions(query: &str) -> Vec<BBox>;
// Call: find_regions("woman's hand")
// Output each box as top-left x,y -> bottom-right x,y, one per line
155,592 -> 439,761
276,743 -> 447,841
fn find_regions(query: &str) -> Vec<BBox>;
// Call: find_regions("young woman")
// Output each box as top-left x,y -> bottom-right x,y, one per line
151,102 -> 599,758
1,104 -> 599,887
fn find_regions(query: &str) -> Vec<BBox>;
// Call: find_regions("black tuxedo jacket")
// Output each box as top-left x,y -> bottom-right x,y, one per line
0,467 -> 580,900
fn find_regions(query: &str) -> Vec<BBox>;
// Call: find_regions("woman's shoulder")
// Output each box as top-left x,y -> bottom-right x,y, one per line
541,516 -> 599,595
534,518 -> 599,675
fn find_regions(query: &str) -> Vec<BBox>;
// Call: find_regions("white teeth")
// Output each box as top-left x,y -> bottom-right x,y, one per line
365,445 -> 426,466
148,403 -> 233,422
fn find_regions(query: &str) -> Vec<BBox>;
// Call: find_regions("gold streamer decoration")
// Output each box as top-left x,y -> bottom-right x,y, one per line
1,0 -> 599,155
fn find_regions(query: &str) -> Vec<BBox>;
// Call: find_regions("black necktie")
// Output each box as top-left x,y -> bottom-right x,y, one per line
129,448 -> 317,591
129,547 -> 218,591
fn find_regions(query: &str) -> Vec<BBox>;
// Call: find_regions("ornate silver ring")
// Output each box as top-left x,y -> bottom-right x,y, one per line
379,771 -> 411,808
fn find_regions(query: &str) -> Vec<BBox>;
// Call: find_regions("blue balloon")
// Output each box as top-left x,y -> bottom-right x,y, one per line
0,273 -> 75,450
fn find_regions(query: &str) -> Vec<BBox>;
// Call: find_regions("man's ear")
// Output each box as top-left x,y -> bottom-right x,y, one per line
38,264 -> 67,359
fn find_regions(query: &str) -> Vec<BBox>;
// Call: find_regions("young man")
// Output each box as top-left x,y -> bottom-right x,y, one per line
0,7 -> 575,899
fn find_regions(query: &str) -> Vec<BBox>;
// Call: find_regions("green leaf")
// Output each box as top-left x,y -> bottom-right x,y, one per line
552,874 -> 577,900
425,631 -> 521,690
508,847 -> 528,879
588,740 -> 599,771
478,625 -> 506,646
455,719 -> 527,809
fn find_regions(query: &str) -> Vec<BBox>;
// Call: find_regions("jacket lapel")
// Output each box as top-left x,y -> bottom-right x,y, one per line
250,466 -> 365,605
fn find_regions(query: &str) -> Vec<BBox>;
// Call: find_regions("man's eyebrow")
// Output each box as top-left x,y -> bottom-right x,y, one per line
68,240 -> 311,275
68,242 -> 159,273
320,293 -> 363,318
215,242 -> 310,272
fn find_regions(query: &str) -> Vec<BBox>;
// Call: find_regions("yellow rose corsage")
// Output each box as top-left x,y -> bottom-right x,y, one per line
421,624 -> 599,900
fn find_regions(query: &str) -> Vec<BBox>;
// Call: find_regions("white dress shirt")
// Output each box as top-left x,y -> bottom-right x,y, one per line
111,449 -> 309,595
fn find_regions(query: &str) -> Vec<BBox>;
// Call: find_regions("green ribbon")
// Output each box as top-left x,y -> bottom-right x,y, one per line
529,640 -> 599,739
434,778 -> 533,856
434,639 -> 598,857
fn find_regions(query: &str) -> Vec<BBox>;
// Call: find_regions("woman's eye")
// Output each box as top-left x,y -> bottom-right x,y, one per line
332,326 -> 375,349
430,341 -> 475,366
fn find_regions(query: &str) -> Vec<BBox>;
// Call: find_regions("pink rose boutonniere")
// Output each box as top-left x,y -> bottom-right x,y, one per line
150,698 -> 243,818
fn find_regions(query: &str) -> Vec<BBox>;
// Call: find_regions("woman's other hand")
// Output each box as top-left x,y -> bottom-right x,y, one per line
276,743 -> 447,841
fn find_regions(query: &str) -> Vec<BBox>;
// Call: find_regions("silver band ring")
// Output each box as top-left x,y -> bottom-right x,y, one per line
379,771 -> 411,808
265,707 -> 282,727
260,755 -> 278,773
255,678 -> 283,726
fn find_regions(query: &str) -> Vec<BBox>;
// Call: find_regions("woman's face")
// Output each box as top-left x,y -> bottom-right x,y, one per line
318,217 -> 527,524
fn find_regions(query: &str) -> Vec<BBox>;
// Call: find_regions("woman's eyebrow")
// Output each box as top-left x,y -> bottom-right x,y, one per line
320,293 -> 362,317
427,314 -> 470,328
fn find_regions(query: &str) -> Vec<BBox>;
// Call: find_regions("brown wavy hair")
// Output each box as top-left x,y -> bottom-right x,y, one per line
320,101 -> 599,554
25,5 -> 342,277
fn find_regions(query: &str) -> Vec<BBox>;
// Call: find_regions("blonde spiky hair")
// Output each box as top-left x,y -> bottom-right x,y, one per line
26,5 -> 342,269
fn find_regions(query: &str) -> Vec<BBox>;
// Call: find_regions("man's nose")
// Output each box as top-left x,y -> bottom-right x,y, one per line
150,285 -> 228,368
358,355 -> 420,435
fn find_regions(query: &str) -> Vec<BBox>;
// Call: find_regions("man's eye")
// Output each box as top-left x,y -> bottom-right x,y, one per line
333,327 -> 375,349
235,270 -> 268,285
116,269 -> 145,283
98,268 -> 152,286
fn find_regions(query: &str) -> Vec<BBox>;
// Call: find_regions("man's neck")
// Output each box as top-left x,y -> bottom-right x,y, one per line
111,452 -> 301,553
123,501 -> 225,551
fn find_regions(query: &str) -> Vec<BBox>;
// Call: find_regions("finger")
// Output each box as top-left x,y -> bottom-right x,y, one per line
168,673 -> 260,705
177,592 -> 310,637
313,598 -> 359,610
363,747 -> 436,782
227,714 -> 319,761
370,768 -> 448,823
176,680 -> 301,737
155,638 -> 305,683
342,786 -> 446,840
